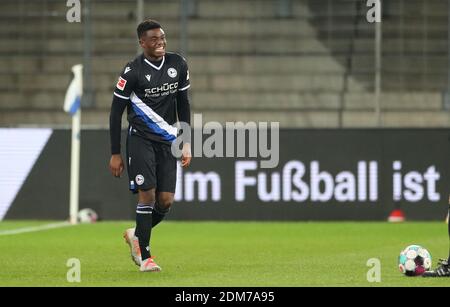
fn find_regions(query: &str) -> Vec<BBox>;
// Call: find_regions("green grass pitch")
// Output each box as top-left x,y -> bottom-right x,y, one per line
0,221 -> 449,287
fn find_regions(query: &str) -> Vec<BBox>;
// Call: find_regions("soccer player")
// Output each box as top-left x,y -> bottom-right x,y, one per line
109,19 -> 191,272
422,198 -> 450,277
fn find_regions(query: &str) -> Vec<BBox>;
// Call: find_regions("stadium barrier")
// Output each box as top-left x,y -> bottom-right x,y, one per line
2,128 -> 449,221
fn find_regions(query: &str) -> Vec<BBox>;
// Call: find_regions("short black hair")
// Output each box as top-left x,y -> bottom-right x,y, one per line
137,19 -> 161,39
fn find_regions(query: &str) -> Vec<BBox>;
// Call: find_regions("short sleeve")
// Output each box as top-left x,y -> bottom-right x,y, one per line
178,58 -> 190,92
113,63 -> 137,100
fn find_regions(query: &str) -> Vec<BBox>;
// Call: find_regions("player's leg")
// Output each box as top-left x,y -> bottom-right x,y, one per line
123,130 -> 144,266
446,199 -> 450,264
423,197 -> 450,277
136,188 -> 162,272
153,192 -> 174,228
135,188 -> 156,262
152,141 -> 177,228
124,132 -> 160,271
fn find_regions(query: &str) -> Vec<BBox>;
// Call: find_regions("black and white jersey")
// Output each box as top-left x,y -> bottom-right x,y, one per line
113,52 -> 190,144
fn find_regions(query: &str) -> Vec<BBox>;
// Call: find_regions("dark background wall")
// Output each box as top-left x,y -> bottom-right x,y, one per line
5,129 -> 450,221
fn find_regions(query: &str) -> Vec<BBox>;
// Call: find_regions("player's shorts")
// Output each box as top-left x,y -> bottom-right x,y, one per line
126,130 -> 177,194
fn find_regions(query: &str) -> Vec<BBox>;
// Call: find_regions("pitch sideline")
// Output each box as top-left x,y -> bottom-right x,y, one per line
0,222 -> 74,236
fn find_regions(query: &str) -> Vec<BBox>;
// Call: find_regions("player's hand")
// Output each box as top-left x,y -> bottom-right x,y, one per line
109,154 -> 124,177
181,143 -> 192,168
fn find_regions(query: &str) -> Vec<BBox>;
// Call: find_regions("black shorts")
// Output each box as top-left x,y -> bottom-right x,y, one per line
126,131 -> 177,194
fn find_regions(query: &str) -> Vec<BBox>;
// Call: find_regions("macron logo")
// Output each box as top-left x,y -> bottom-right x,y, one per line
124,67 -> 131,74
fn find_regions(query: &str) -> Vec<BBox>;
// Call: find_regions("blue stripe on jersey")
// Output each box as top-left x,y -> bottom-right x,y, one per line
131,104 -> 177,142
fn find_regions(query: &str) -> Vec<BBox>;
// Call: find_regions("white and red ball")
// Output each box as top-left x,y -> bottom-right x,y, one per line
398,245 -> 432,276
77,208 -> 98,223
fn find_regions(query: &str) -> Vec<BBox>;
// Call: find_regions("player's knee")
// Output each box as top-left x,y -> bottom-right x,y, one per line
157,197 -> 173,210
138,189 -> 156,204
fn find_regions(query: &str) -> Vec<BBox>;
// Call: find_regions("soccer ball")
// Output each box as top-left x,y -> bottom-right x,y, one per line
398,245 -> 432,276
77,208 -> 98,223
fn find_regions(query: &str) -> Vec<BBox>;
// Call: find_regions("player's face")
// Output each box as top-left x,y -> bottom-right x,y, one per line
140,28 -> 166,60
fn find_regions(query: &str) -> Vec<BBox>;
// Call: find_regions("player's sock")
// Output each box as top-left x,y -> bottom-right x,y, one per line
135,203 -> 154,261
152,203 -> 169,228
447,203 -> 450,263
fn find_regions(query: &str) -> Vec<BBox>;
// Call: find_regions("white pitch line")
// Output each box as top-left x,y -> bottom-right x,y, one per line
0,222 -> 73,236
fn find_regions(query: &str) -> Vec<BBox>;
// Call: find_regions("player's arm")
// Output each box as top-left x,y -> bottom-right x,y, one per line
109,65 -> 136,177
109,96 -> 127,177
177,89 -> 191,168
177,59 -> 191,168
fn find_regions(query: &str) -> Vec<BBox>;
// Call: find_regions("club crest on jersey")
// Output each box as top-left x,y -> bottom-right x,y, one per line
145,74 -> 151,82
124,66 -> 131,74
116,77 -> 127,91
136,175 -> 145,186
167,68 -> 177,78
